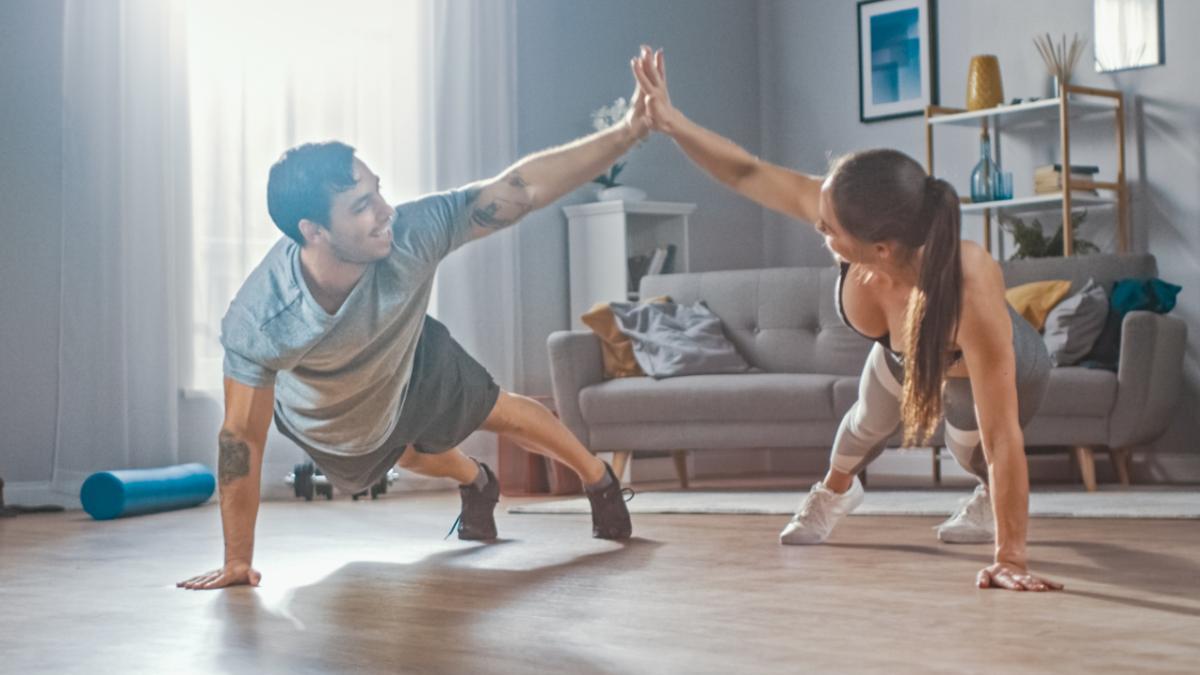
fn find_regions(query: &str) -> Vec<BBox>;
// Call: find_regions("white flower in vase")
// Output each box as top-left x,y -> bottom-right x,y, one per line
590,97 -> 646,201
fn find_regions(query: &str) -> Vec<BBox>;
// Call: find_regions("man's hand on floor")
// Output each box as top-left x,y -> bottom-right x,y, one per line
177,561 -> 261,590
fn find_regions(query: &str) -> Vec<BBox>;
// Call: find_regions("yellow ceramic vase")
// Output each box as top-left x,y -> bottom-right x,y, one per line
966,55 -> 1004,111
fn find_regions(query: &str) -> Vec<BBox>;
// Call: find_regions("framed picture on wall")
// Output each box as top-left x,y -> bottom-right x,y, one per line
1094,0 -> 1165,72
857,0 -> 938,123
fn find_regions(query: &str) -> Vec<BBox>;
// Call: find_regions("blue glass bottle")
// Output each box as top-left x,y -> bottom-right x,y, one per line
970,132 -> 1001,202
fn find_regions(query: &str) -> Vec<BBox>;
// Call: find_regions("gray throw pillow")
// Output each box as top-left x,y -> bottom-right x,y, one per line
1042,278 -> 1109,367
609,300 -> 751,378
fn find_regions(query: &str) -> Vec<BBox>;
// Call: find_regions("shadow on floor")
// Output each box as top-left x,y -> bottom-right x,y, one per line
826,539 -> 1200,617
211,538 -> 662,673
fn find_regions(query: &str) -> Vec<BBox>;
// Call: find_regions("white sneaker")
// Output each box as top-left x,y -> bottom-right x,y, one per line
779,476 -> 864,545
936,482 -> 994,544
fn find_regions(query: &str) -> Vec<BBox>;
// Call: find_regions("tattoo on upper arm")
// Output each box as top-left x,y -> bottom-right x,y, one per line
468,170 -> 533,231
471,202 -> 509,230
218,430 -> 251,485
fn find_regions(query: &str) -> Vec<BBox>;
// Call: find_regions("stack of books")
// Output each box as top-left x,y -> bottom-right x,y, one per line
627,244 -> 677,296
1034,164 -> 1100,195
646,245 -> 676,277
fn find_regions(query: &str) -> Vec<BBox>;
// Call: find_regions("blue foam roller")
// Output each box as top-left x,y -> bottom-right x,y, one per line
80,463 -> 216,520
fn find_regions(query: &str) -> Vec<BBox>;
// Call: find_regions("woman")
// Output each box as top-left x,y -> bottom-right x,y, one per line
630,47 -> 1060,591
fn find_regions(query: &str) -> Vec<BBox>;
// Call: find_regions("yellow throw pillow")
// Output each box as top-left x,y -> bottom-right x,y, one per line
581,296 -> 671,379
1005,280 -> 1072,332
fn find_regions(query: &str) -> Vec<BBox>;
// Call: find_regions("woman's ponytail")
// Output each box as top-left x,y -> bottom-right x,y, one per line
900,177 -> 962,446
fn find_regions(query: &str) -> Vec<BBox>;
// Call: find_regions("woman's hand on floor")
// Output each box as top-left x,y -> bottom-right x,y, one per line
976,562 -> 1063,592
177,562 -> 261,590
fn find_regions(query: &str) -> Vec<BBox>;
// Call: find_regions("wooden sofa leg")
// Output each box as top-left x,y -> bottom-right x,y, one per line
1073,446 -> 1098,492
671,450 -> 690,489
1109,447 -> 1133,487
611,451 -> 632,484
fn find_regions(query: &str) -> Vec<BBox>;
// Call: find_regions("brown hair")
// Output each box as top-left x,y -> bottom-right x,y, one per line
267,141 -> 358,246
828,149 -> 962,446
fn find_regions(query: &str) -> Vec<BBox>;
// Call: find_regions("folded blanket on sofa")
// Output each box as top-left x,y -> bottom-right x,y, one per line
1081,276 -> 1183,371
609,300 -> 750,379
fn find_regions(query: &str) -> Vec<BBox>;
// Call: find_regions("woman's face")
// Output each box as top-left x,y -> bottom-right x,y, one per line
816,182 -> 871,264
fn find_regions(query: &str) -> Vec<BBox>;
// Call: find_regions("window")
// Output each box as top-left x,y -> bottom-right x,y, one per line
186,0 -> 425,391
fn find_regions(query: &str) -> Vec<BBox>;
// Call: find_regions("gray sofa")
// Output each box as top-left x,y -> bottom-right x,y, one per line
548,253 -> 1187,491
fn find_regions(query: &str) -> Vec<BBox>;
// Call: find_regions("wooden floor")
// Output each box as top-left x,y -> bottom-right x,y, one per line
3,488 -> 1199,674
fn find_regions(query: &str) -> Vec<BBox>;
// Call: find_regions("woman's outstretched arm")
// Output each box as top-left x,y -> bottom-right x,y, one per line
631,47 -> 821,225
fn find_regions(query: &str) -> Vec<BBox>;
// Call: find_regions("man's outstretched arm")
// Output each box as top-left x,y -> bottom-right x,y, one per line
463,78 -> 649,239
178,377 -> 274,590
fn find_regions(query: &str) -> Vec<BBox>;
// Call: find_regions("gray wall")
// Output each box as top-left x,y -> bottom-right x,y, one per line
513,0 -> 766,395
759,0 -> 1199,470
0,0 -> 64,484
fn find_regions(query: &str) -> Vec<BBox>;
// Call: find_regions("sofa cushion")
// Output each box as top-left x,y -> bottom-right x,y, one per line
641,267 -> 873,376
580,296 -> 671,379
1038,367 -> 1117,417
1043,279 -> 1108,366
1006,280 -> 1072,331
610,300 -> 751,378
579,373 -> 839,424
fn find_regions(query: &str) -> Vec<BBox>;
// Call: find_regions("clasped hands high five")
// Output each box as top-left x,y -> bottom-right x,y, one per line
621,45 -> 680,139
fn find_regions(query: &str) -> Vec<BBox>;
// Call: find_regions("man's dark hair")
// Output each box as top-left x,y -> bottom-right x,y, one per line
266,141 -> 358,246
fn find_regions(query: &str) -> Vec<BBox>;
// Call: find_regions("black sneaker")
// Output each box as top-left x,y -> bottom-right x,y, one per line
586,462 -> 633,540
454,462 -> 499,541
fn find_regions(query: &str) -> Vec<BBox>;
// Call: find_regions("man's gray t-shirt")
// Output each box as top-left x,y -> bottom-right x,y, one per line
220,189 -> 473,456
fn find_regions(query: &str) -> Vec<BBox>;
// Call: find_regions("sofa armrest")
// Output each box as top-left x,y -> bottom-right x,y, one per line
1108,311 -> 1189,448
547,330 -> 605,448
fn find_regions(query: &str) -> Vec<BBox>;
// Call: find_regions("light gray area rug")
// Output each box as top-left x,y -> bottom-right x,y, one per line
508,489 -> 1200,519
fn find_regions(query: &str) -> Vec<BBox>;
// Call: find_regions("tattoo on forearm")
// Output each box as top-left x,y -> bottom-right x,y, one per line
218,430 -> 251,485
468,170 -> 533,231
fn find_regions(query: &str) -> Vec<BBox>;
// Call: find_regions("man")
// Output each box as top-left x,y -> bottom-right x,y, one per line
178,73 -> 648,591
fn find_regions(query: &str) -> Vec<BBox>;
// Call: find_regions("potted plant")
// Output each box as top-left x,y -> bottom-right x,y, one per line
999,209 -> 1100,259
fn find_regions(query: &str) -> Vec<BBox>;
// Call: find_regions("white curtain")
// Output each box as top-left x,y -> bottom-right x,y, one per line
53,0 -> 519,492
186,0 -> 425,392
422,0 -> 521,464
187,0 -> 520,451
184,0 -> 517,396
54,0 -> 191,492
422,0 -> 520,385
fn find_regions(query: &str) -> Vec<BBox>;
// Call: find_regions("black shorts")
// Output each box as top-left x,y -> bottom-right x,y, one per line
275,316 -> 501,493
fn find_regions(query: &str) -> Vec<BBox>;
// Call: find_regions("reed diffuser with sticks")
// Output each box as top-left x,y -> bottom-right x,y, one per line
1034,33 -> 1087,96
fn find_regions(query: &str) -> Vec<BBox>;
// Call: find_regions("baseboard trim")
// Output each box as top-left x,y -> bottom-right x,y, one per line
4,480 -> 83,510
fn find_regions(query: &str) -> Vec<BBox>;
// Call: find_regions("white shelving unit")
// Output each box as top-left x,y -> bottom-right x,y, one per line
959,192 -> 1116,215
925,84 -> 1127,256
926,96 -> 1117,128
562,200 -> 695,330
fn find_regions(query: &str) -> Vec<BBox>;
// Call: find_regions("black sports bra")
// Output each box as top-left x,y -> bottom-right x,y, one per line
835,261 -> 963,363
